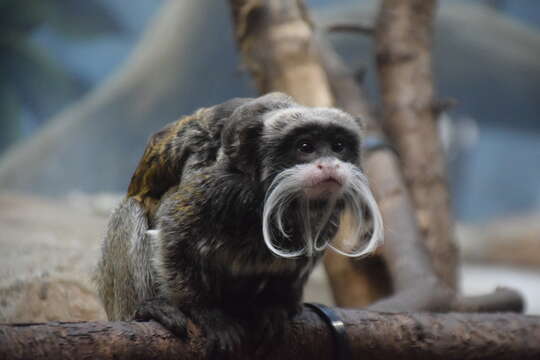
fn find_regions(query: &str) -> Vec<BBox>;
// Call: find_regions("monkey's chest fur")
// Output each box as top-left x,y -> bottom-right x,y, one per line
151,166 -> 335,320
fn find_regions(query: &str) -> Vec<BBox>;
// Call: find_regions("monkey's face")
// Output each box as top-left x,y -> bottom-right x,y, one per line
221,93 -> 382,258
267,118 -> 359,200
259,107 -> 383,259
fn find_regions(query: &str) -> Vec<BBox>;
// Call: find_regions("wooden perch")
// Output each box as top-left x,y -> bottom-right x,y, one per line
1,308 -> 540,360
375,0 -> 458,289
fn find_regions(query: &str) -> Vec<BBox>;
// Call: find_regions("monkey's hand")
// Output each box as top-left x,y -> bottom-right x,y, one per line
189,308 -> 246,357
133,297 -> 189,339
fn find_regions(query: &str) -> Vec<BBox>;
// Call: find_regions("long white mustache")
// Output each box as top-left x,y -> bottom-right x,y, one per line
262,162 -> 384,258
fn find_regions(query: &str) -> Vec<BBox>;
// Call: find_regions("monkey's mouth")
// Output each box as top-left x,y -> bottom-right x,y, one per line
305,176 -> 343,198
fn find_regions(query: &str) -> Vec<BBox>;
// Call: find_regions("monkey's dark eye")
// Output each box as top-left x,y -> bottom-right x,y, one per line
297,141 -> 315,154
332,141 -> 345,153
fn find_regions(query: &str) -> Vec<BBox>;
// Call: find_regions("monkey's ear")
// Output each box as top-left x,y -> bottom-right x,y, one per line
221,110 -> 264,179
222,92 -> 295,178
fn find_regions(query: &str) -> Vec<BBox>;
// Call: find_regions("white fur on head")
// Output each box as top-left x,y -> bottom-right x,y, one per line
264,107 -> 362,137
262,162 -> 383,258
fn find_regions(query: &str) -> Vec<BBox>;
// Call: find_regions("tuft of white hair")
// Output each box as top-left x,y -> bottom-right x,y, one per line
262,163 -> 383,258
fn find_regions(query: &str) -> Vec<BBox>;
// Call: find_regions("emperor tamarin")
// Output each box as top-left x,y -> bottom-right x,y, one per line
94,92 -> 383,353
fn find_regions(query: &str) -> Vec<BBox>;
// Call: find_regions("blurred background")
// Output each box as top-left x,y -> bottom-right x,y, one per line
0,0 -> 539,321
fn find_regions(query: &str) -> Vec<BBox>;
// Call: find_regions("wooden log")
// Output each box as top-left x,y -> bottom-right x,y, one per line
1,309 -> 540,360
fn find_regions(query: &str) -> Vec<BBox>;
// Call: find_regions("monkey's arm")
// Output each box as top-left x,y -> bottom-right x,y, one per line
144,168 -> 267,350
94,198 -> 157,320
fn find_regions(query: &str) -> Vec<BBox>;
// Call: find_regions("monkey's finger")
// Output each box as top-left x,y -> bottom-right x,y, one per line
133,298 -> 188,339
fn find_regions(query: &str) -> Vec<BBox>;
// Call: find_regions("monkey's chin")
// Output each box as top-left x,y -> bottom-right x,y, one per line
304,179 -> 343,200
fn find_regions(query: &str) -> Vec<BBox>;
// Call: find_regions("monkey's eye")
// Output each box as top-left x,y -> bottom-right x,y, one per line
332,141 -> 345,153
297,141 -> 315,154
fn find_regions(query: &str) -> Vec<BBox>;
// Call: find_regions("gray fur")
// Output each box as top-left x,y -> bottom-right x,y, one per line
94,198 -> 157,320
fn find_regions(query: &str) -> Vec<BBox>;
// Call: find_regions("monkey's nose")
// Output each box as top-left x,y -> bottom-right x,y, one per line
316,162 -> 340,171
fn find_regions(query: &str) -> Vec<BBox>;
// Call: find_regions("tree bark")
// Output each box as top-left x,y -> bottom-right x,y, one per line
375,0 -> 458,289
230,0 -> 334,107
1,309 -> 540,360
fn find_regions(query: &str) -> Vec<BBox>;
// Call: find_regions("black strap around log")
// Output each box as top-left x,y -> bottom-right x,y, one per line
304,303 -> 352,360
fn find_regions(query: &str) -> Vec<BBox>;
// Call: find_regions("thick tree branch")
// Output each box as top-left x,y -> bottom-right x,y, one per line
1,309 -> 539,360
375,0 -> 458,289
229,0 -> 334,107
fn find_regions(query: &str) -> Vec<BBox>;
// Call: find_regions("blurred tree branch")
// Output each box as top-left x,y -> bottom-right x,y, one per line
375,0 -> 458,290
315,7 -> 522,314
